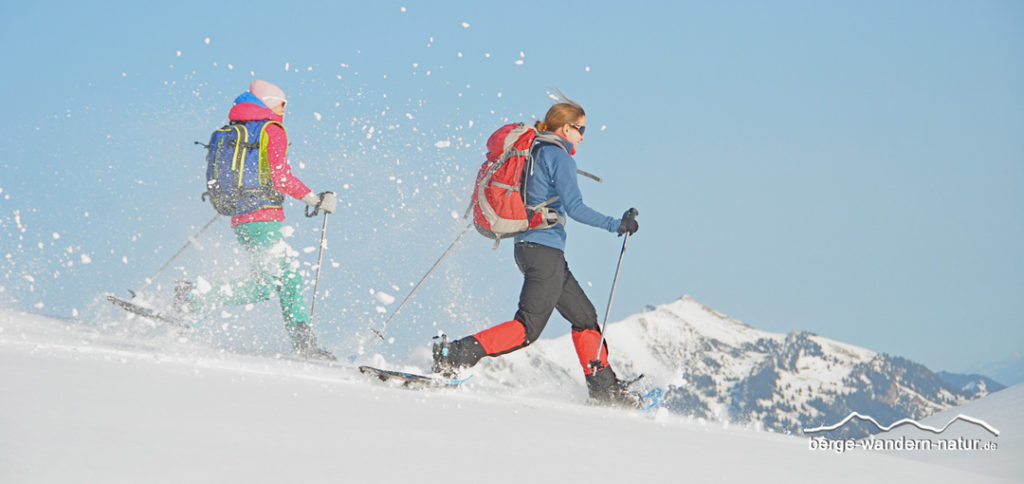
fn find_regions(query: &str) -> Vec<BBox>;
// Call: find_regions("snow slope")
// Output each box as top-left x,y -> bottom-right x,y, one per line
1,309 -> 1015,483
872,381 -> 1023,481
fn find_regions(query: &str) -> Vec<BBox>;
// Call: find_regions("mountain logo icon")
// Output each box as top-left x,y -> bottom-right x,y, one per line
803,412 -> 999,437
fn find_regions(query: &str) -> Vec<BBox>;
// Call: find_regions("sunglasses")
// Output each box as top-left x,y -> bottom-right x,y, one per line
569,123 -> 586,135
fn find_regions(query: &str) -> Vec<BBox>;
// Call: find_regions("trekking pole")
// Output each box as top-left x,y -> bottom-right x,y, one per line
591,209 -> 637,368
308,212 -> 329,326
371,222 -> 474,341
131,214 -> 219,297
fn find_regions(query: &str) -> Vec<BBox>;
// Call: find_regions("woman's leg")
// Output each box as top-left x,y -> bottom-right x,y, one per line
442,243 -> 565,368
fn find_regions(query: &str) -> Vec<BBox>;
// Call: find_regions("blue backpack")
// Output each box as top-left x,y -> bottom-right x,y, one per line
201,120 -> 285,216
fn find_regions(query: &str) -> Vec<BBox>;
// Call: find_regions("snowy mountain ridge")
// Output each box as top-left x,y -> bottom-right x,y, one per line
464,295 -> 994,438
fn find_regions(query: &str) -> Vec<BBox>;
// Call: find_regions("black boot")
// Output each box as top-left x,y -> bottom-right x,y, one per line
585,366 -> 643,409
431,335 -> 485,377
172,280 -> 196,318
431,335 -> 457,377
289,321 -> 336,361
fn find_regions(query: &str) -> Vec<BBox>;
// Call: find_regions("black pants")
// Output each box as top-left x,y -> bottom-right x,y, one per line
513,242 -> 601,341
450,242 -> 604,368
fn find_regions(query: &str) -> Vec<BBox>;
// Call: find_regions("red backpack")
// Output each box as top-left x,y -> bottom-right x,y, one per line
467,123 -> 563,247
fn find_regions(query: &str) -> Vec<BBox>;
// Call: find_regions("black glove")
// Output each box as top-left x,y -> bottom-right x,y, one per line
617,208 -> 639,236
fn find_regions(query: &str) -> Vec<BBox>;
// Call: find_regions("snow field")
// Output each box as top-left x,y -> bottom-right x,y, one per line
1,308 -> 1015,483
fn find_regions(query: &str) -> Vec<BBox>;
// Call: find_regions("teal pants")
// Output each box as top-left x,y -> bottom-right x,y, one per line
194,221 -> 309,327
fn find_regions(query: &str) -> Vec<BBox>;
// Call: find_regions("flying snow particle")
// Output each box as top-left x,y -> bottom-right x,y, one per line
585,66 -> 591,72
195,277 -> 213,294
450,210 -> 459,219
401,6 -> 407,12
374,291 -> 397,305
514,60 -> 524,66
52,232 -> 60,240
80,254 -> 92,264
376,306 -> 387,314
284,62 -> 290,71
435,140 -> 451,148
204,37 -> 211,45
279,225 -> 296,238
461,22 -> 470,28
314,112 -> 322,121
176,51 -> 182,57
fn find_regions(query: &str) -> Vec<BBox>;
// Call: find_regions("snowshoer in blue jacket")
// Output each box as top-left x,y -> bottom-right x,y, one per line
433,94 -> 640,406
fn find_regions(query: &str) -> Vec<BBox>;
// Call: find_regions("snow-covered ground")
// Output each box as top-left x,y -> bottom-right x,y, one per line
0,308 -> 1017,483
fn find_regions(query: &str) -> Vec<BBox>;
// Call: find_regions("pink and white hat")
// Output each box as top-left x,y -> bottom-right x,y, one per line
250,80 -> 287,109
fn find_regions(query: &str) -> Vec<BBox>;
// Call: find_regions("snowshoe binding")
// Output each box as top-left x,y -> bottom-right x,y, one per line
431,334 -> 459,378
586,366 -> 649,410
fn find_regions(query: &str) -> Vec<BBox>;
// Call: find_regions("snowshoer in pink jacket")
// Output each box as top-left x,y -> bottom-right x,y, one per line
179,80 -> 337,360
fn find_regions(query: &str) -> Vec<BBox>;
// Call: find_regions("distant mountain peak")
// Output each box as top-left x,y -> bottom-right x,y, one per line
472,295 -> 996,438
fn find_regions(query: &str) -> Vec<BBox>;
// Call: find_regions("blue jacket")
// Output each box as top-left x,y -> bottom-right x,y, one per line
514,132 -> 619,250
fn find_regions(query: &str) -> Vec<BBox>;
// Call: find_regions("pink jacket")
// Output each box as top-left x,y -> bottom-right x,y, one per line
226,102 -> 312,227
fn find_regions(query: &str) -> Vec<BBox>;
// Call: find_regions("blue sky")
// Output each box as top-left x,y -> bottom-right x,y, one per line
1,1 -> 1021,375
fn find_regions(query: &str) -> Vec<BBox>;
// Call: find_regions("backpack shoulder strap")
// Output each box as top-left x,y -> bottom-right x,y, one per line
533,132 -> 571,153
531,132 -> 601,183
